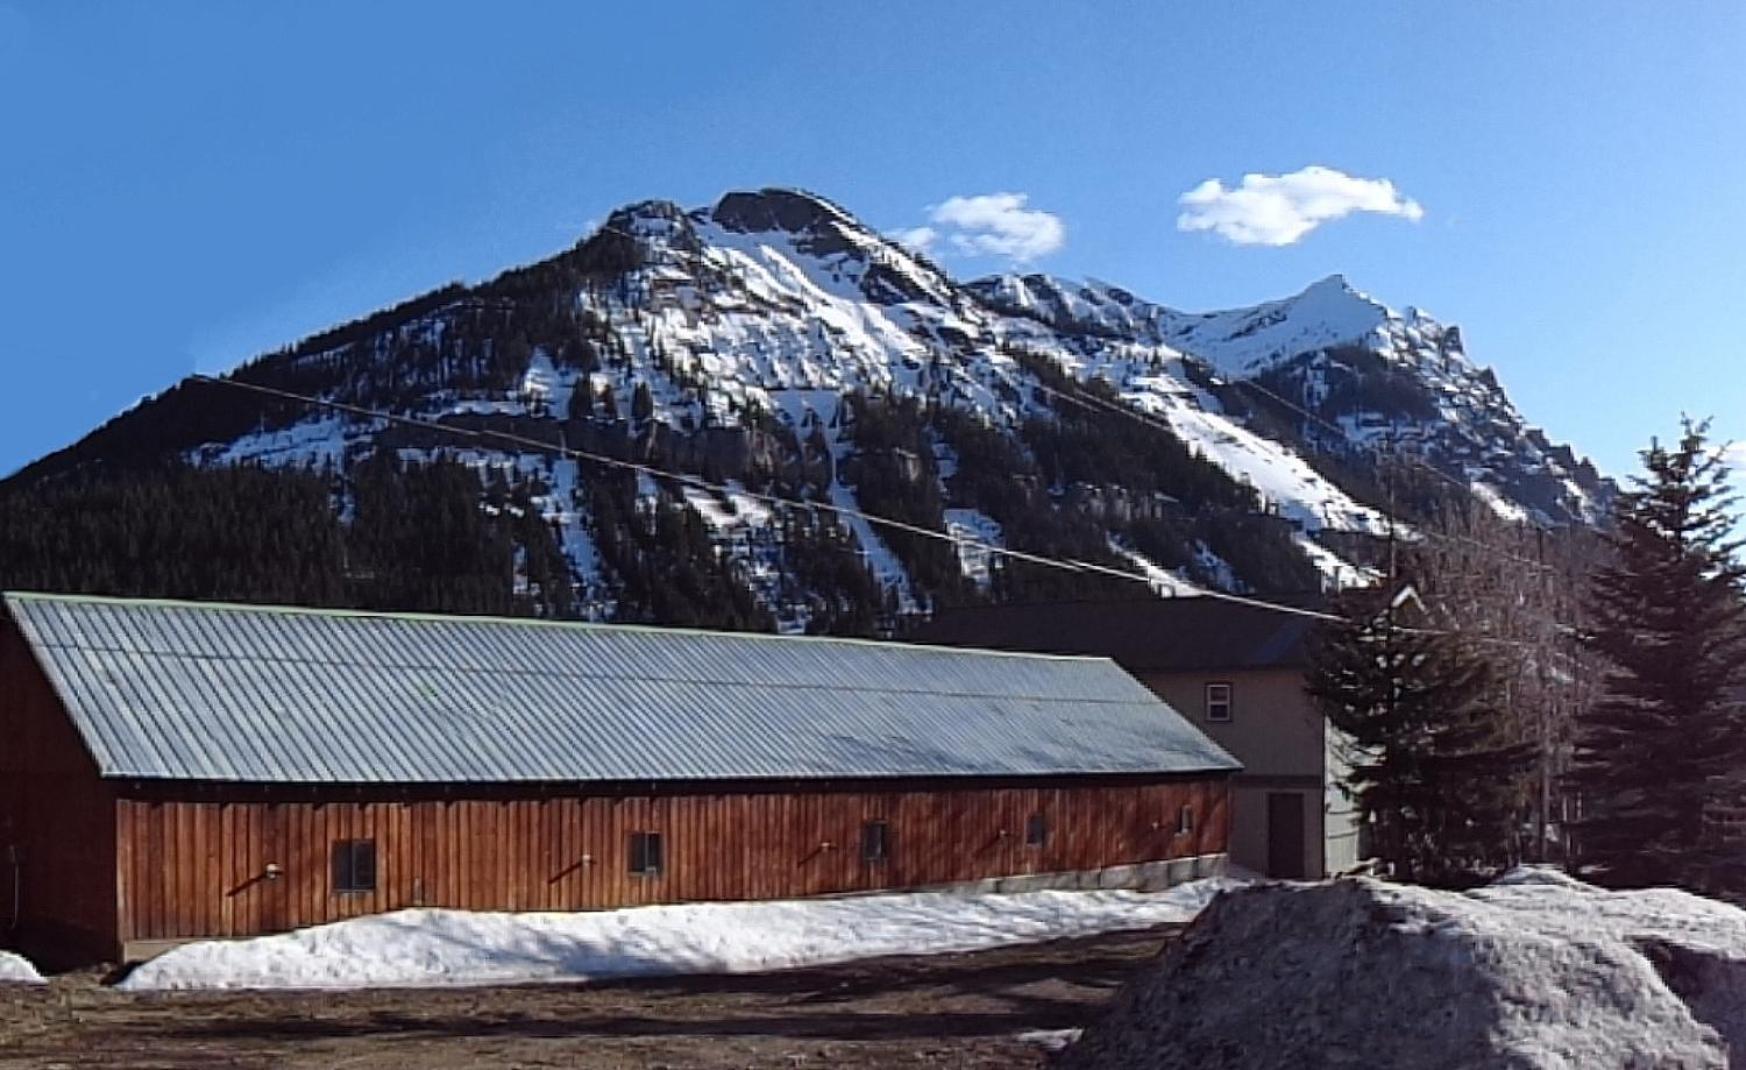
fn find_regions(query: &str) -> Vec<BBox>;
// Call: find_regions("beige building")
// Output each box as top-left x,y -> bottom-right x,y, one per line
918,598 -> 1364,879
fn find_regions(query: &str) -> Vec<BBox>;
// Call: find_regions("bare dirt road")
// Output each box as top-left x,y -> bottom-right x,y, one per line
0,927 -> 1174,1069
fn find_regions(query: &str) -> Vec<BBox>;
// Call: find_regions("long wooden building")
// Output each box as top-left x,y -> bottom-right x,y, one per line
0,592 -> 1238,965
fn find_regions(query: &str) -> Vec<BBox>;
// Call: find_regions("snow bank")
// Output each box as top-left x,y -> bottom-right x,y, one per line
1059,869 -> 1746,1069
0,950 -> 44,985
118,880 -> 1234,992
1017,1027 -> 1084,1051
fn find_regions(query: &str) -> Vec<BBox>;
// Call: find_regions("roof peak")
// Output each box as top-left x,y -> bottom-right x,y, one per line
0,590 -> 1107,665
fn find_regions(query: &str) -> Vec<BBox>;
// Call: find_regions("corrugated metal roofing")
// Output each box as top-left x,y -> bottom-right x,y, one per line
3,592 -> 1239,785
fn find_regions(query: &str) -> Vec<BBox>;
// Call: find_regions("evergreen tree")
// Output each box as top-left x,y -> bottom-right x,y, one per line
1308,581 -> 1533,886
567,378 -> 594,421
1566,420 -> 1746,890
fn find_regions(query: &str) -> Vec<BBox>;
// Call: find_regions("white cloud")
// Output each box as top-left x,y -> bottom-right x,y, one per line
890,226 -> 938,254
1718,442 -> 1746,472
892,193 -> 1065,263
1176,165 -> 1425,247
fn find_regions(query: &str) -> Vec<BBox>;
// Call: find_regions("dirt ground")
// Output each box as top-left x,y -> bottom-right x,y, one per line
0,927 -> 1175,1069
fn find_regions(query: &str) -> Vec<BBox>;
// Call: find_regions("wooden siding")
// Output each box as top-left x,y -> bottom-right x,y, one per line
0,623 -> 118,965
116,778 -> 1228,946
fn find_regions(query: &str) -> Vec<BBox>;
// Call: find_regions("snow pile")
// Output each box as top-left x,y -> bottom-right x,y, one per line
118,880 -> 1235,992
1059,870 -> 1746,1069
1017,1027 -> 1084,1051
0,950 -> 44,985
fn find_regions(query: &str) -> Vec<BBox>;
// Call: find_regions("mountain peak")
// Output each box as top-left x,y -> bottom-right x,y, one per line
603,198 -> 691,227
1300,272 -> 1354,298
1283,272 -> 1389,323
710,187 -> 859,237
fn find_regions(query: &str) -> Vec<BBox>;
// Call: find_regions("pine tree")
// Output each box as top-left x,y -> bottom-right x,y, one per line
1308,581 -> 1533,886
1567,420 -> 1746,891
567,378 -> 594,421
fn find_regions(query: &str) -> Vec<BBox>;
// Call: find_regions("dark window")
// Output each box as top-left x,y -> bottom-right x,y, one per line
1025,812 -> 1048,847
862,820 -> 890,863
629,831 -> 664,876
1205,682 -> 1233,722
332,839 -> 377,893
1177,805 -> 1195,836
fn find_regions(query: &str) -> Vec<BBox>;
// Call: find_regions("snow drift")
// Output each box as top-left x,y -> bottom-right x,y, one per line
117,881 -> 1232,992
1059,868 -> 1746,1069
0,950 -> 44,985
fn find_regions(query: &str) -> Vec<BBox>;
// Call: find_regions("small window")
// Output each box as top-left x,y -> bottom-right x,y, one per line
862,820 -> 890,863
1025,812 -> 1048,848
1205,682 -> 1233,722
629,831 -> 664,876
1177,805 -> 1195,837
332,839 -> 377,893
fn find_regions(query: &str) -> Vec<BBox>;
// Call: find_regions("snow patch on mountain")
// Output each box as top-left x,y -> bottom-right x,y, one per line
1157,405 -> 1391,535
1109,541 -> 1208,597
943,508 -> 1003,590
542,458 -> 608,606
198,413 -> 374,471
803,390 -> 919,615
1293,534 -> 1379,590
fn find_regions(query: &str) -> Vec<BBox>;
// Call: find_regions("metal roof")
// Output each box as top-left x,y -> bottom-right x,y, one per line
916,597 -> 1320,674
3,592 -> 1239,785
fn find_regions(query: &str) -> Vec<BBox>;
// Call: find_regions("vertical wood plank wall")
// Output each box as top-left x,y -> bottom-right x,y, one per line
0,626 -> 118,965
116,779 -> 1228,945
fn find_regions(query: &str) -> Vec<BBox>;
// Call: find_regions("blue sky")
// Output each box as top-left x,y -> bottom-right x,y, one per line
1,1 -> 1742,479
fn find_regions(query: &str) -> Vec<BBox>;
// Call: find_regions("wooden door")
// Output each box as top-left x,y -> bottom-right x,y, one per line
1266,792 -> 1306,879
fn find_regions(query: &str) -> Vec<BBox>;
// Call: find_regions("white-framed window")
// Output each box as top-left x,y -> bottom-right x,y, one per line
1177,805 -> 1195,836
1205,682 -> 1233,722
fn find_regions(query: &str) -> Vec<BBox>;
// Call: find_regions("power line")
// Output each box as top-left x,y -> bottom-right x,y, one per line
191,373 -> 1348,624
610,217 -> 1554,577
195,373 -> 1581,646
123,205 -> 1588,664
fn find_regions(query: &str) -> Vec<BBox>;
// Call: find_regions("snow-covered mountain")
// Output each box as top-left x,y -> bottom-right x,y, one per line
8,188 -> 1609,632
